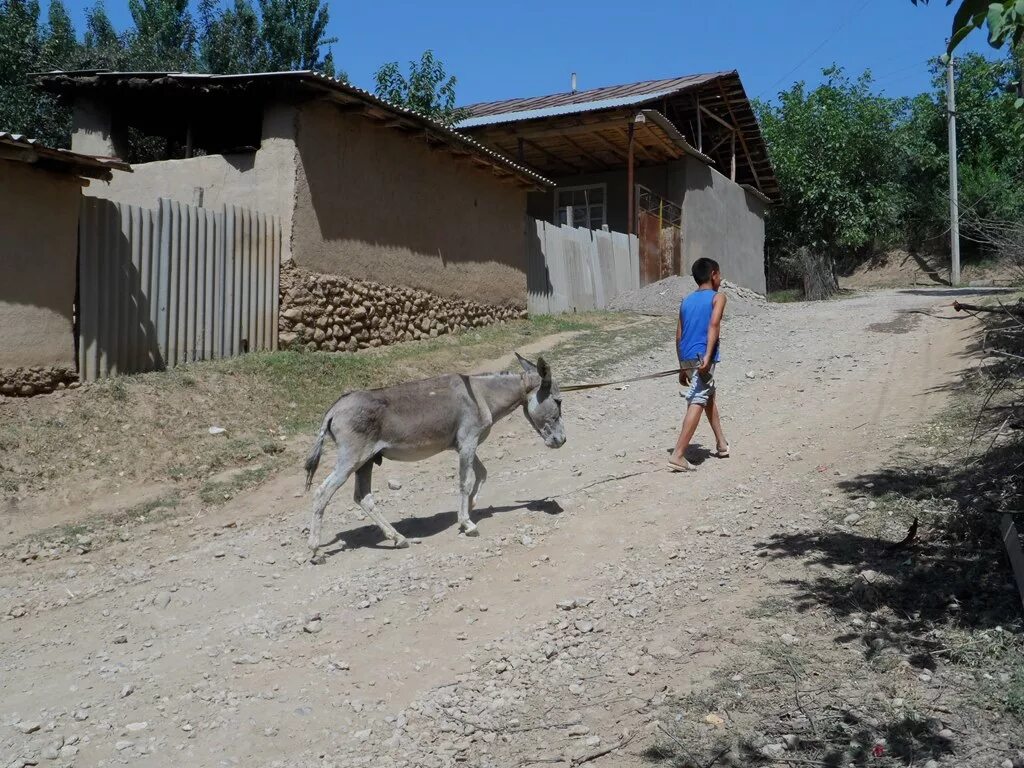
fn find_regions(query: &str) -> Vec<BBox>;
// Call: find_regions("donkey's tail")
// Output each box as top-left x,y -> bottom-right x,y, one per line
304,415 -> 335,492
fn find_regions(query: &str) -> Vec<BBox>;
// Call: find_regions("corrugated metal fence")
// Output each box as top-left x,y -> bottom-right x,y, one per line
526,219 -> 639,315
78,197 -> 281,381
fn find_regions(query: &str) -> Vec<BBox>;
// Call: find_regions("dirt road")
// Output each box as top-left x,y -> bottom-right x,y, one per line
0,289 -> 985,768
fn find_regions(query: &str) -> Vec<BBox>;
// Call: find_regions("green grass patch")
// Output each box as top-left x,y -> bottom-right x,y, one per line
768,288 -> 804,303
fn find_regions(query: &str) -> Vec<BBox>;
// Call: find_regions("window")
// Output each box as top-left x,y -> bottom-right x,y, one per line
555,184 -> 606,229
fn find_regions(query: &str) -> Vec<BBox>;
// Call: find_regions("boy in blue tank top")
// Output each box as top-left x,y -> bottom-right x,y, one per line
668,257 -> 729,471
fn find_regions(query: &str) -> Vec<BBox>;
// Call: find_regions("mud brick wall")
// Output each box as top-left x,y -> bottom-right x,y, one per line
278,264 -> 526,352
0,365 -> 78,397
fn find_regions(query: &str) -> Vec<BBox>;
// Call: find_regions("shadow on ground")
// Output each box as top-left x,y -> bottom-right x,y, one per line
758,416 -> 1023,667
897,287 -> 1017,297
323,498 -> 564,554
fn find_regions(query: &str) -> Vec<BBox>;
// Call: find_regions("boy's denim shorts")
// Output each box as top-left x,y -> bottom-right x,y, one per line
684,365 -> 716,406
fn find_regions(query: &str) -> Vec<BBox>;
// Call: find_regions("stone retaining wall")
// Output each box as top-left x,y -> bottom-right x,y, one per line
0,365 -> 79,397
278,265 -> 526,352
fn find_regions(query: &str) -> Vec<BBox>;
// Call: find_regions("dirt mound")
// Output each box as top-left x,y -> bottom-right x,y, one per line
608,276 -> 767,317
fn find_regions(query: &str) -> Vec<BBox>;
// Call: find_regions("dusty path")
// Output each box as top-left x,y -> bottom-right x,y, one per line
0,290 -> 986,768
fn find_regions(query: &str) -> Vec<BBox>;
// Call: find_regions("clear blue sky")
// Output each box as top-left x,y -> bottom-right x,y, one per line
60,0 -> 1000,105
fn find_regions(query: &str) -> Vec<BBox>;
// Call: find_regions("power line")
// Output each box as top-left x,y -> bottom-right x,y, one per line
756,0 -> 875,99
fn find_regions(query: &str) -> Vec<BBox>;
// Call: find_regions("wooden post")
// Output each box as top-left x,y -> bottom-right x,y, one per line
1001,515 -> 1024,613
947,54 -> 961,286
626,122 -> 635,236
730,130 -> 736,181
185,122 -> 194,159
696,95 -> 702,153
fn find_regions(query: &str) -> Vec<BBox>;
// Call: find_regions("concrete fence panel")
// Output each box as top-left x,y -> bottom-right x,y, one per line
525,219 -> 639,316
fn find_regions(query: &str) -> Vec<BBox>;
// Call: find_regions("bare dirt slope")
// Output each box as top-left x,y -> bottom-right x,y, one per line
0,289 -> 1014,768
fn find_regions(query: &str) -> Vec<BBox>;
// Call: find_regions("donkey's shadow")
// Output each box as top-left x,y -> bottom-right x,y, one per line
322,498 -> 564,555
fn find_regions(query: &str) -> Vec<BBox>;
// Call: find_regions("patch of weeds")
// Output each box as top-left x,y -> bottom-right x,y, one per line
1007,665 -> 1024,718
261,440 -> 285,455
199,466 -> 270,505
111,495 -> 181,526
769,288 -> 804,303
744,595 -> 792,619
107,380 -> 129,402
0,428 -> 20,451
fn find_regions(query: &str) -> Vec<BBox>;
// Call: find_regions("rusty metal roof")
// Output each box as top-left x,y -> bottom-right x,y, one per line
460,70 -> 779,200
35,70 -> 553,188
0,131 -> 130,179
462,72 -> 731,119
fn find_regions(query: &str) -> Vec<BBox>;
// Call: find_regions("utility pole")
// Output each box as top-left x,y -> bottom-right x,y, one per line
947,53 -> 961,287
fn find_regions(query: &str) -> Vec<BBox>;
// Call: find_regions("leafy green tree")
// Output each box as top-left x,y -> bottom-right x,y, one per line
0,0 -> 42,134
374,50 -> 467,124
756,67 -> 911,282
39,0 -> 76,69
80,1 -> 130,70
913,0 -> 1024,54
198,0 -> 265,73
126,0 -> 196,70
258,0 -> 339,77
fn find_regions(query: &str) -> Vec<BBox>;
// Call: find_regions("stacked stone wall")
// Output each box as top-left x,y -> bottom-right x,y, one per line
278,265 -> 525,351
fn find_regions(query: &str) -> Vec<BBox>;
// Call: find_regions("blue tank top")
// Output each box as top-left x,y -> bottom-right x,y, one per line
678,289 -> 721,362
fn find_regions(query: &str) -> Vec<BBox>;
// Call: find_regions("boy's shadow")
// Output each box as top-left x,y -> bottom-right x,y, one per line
665,445 -> 714,465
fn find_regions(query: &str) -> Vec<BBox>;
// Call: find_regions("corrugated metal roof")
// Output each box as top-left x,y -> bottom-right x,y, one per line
457,90 -> 679,129
34,70 -> 553,187
0,131 -> 130,178
462,72 -> 731,119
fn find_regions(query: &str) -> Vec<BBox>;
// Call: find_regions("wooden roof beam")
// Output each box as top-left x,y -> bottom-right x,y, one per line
641,125 -> 683,158
590,132 -> 628,162
715,81 -> 762,189
521,137 -> 585,173
560,134 -> 615,170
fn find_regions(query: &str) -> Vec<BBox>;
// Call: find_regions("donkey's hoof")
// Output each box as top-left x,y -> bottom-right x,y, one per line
393,537 -> 410,549
310,551 -> 326,565
461,524 -> 479,537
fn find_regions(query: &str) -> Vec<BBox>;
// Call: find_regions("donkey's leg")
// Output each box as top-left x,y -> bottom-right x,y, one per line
308,456 -> 354,561
457,447 -> 479,536
354,463 -> 408,549
470,455 -> 488,509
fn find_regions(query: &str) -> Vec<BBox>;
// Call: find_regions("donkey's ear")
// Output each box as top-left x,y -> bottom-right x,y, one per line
515,352 -> 537,373
536,356 -> 551,384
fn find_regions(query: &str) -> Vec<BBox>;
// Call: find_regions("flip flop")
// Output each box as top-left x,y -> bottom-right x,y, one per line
714,445 -> 730,459
667,459 -> 696,472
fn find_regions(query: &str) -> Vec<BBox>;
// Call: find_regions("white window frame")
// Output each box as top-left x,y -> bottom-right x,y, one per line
554,182 -> 607,230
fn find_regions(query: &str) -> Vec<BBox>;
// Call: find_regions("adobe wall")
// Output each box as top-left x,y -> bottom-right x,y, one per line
290,102 -> 529,307
81,104 -> 299,259
0,161 -> 81,395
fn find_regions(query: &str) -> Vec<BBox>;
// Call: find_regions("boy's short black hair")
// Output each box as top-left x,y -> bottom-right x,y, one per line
691,258 -> 720,285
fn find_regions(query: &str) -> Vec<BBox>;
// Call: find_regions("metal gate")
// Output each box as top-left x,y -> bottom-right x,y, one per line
636,185 -> 682,286
77,197 -> 281,381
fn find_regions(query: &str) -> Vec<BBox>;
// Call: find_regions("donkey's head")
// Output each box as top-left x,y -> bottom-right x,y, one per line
516,352 -> 565,449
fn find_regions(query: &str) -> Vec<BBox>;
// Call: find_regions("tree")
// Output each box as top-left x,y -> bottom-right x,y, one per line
198,0 -> 265,73
39,0 -> 76,69
258,0 -> 339,77
756,67 -> 911,287
913,0 -> 1024,53
0,0 -> 48,138
374,50 -> 467,125
126,0 -> 196,70
80,1 -> 130,70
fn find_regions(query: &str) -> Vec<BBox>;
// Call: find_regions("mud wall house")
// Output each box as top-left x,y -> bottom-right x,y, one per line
0,133 -> 128,395
38,71 -> 553,353
457,71 -> 778,293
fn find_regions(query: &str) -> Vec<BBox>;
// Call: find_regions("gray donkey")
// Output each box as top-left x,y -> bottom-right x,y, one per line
303,353 -> 565,560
